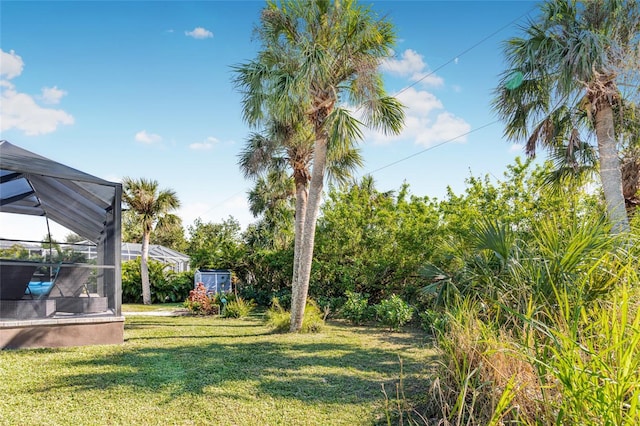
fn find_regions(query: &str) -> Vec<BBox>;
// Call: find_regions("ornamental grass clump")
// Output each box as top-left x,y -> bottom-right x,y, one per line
222,296 -> 255,318
266,297 -> 324,333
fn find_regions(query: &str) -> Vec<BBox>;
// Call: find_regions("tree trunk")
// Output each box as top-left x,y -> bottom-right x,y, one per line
594,102 -> 630,233
290,133 -> 328,332
621,148 -> 640,216
141,231 -> 152,304
290,179 -> 308,329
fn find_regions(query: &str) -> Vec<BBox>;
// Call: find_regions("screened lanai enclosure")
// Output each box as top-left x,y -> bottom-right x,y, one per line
0,140 -> 123,349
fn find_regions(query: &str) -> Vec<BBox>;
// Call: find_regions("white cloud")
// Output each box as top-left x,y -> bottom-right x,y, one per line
509,143 -> 524,153
363,86 -> 470,147
1,83 -> 74,135
381,49 -> 444,87
135,130 -> 162,144
382,49 -> 424,76
0,49 -> 24,79
415,112 -> 471,146
40,86 -> 67,104
185,27 -> 213,39
0,49 -> 74,135
397,87 -> 443,115
189,136 -> 218,150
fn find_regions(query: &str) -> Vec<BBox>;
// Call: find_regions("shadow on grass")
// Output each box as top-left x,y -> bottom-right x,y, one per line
36,316 -> 436,405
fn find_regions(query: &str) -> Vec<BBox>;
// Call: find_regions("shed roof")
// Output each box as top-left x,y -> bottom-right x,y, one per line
0,140 -> 121,242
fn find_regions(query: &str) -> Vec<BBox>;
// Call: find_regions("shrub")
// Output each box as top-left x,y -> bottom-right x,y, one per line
183,283 -> 219,315
121,258 -> 192,303
265,298 -> 324,333
213,291 -> 236,306
223,296 -> 255,318
154,270 -> 194,303
301,299 -> 325,333
238,285 -> 291,309
265,297 -> 290,332
374,295 -> 413,331
341,291 -> 372,324
316,295 -> 345,319
419,309 -> 449,335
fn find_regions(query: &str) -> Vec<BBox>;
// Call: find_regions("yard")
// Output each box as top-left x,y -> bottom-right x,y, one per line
0,308 -> 436,425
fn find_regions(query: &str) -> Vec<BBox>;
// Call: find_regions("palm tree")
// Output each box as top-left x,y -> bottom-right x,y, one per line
238,118 -> 313,303
247,170 -> 296,249
493,0 -> 640,233
234,0 -> 404,331
122,177 -> 181,305
238,115 -> 362,305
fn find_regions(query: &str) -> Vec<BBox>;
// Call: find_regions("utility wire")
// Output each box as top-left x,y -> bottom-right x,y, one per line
366,120 -> 500,175
362,5 -> 537,175
394,5 -> 536,97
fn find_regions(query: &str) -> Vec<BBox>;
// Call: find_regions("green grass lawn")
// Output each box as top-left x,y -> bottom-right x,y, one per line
0,312 -> 436,425
121,302 -> 185,312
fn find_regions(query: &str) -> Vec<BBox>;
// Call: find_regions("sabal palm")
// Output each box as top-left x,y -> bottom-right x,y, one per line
239,115 -> 363,290
234,0 -> 404,331
246,169 -> 296,249
494,0 -> 640,233
122,177 -> 180,304
239,118 -> 313,295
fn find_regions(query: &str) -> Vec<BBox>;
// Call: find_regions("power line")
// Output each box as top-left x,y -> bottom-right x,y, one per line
394,5 -> 536,97
365,120 -> 500,175
364,5 -> 536,176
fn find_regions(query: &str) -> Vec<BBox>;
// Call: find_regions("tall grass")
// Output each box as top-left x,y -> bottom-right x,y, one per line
265,298 -> 325,333
424,213 -> 640,425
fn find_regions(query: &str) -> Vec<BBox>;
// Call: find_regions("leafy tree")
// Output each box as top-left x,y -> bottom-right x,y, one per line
234,0 -> 404,331
313,177 -> 440,302
122,177 -> 181,305
186,217 -> 245,271
493,0 -> 640,233
0,244 -> 31,260
63,232 -> 85,243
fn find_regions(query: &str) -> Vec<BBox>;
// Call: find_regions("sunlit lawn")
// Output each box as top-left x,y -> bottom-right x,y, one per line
0,310 -> 436,425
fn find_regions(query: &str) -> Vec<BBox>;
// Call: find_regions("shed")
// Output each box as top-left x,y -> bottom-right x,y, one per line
195,269 -> 232,294
0,140 -> 123,349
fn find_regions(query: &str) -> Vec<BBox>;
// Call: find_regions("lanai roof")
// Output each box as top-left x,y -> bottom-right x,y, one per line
0,140 -> 121,243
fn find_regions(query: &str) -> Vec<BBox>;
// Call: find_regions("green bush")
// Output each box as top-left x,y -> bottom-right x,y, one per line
265,297 -> 290,332
154,270 -> 194,302
222,296 -> 255,318
316,295 -> 345,319
341,291 -> 372,324
121,258 -> 193,303
419,309 -> 449,335
265,298 -> 324,333
374,295 -> 413,331
301,300 -> 325,333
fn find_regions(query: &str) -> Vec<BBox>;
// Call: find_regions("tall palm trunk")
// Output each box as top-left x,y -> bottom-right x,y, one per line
594,100 -> 630,233
290,128 -> 328,332
290,178 -> 308,327
141,230 -> 152,304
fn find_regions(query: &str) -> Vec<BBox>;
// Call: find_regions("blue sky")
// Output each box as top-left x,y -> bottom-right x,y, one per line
1,0 -> 538,242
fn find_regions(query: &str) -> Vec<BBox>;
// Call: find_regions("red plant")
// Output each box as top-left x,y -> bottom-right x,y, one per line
184,282 -> 219,315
